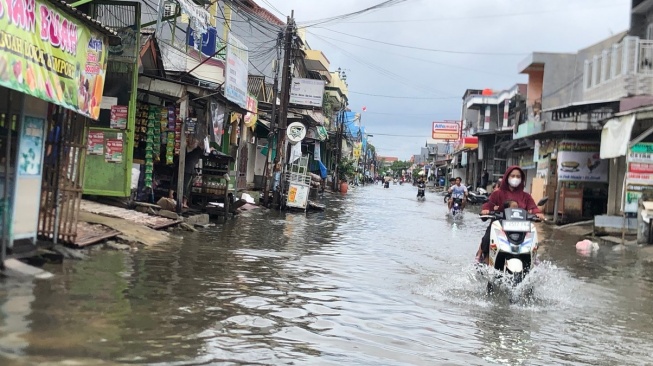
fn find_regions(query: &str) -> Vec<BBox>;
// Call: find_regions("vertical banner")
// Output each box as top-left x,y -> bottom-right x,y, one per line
503,100 -> 509,127
211,101 -> 225,145
625,142 -> 653,213
484,107 -> 491,130
314,142 -> 321,162
224,33 -> 248,108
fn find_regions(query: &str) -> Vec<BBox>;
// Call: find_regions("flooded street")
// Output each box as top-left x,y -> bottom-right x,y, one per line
2,185 -> 653,365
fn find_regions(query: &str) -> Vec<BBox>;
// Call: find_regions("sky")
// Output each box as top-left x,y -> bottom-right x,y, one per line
256,0 -> 631,160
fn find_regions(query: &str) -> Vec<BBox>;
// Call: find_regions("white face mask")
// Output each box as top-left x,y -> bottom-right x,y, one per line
508,177 -> 521,188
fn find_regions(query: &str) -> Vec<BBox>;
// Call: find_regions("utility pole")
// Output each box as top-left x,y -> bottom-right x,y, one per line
261,31 -> 283,207
333,109 -> 344,191
273,11 -> 295,207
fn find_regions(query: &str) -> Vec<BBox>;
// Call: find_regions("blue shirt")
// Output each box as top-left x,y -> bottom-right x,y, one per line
450,184 -> 467,199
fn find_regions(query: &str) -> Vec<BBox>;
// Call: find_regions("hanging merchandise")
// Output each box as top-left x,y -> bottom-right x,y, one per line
165,106 -> 177,165
210,101 -> 225,145
135,104 -> 149,143
174,107 -> 182,155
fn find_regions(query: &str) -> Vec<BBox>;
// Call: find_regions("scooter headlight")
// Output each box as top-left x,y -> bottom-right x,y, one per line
508,232 -> 525,242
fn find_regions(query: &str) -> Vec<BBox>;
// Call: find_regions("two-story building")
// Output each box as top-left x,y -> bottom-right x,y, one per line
455,84 -> 526,189
516,31 -> 630,222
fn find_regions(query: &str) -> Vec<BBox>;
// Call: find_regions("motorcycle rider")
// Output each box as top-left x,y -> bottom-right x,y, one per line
417,177 -> 426,197
447,177 -> 467,213
475,166 -> 545,263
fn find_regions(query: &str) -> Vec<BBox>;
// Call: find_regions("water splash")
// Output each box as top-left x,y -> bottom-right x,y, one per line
417,260 -> 584,311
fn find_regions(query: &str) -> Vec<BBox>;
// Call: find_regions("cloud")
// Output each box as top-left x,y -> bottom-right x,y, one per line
258,0 -> 630,159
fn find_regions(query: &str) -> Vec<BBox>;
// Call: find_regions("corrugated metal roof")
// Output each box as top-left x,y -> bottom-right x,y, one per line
51,0 -> 120,43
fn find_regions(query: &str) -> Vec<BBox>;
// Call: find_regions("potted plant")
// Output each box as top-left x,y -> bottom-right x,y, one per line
338,158 -> 355,193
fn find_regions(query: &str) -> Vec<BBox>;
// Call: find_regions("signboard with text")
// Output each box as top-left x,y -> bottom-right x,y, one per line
432,121 -> 460,140
0,0 -> 109,119
625,143 -> 653,212
556,140 -> 607,182
289,78 -> 325,107
224,32 -> 248,109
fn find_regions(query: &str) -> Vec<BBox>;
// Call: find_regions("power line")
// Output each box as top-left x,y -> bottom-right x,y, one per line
349,90 -> 459,100
310,31 -> 515,78
298,0 -> 412,28
365,132 -> 430,137
312,33 -> 457,97
315,28 -> 527,56
333,1 -> 627,24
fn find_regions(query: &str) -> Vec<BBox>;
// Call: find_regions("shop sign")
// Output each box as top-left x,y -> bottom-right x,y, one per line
244,95 -> 258,128
87,131 -> 104,155
224,32 -> 248,108
432,121 -> 460,141
286,122 -> 306,144
624,183 -> 653,213
627,143 -> 653,163
289,78 -> 325,107
0,0 -> 108,119
110,105 -> 128,129
18,116 -> 45,176
624,143 -> 653,212
105,138 -> 123,163
556,140 -> 607,182
185,117 -> 197,135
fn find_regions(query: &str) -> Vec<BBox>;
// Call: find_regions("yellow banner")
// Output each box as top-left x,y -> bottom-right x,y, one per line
0,0 -> 108,119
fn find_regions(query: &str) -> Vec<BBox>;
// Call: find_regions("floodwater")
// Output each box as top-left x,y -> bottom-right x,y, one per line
2,184 -> 653,365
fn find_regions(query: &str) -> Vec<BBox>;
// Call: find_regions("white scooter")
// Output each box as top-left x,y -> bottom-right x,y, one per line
479,198 -> 548,297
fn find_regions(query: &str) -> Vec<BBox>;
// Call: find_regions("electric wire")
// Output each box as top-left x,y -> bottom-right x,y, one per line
311,33 -> 457,97
314,27 -> 526,56
309,31 -> 515,78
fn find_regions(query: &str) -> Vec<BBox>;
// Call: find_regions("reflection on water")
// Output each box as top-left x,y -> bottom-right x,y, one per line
0,185 -> 653,365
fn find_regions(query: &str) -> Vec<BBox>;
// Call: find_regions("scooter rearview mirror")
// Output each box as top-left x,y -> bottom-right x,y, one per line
537,197 -> 549,206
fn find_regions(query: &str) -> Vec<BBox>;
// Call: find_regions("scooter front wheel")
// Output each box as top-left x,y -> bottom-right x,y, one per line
486,282 -> 494,296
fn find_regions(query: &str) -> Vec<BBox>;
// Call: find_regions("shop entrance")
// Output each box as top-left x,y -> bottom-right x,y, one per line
38,105 -> 87,244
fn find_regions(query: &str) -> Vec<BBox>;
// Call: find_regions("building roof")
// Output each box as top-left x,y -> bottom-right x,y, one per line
378,156 -> 398,162
238,0 -> 285,26
53,0 -> 120,44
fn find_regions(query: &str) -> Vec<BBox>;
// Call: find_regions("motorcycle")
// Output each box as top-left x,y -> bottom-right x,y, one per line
384,181 -> 390,188
417,182 -> 426,200
467,187 -> 489,205
480,198 -> 548,298
450,197 -> 464,217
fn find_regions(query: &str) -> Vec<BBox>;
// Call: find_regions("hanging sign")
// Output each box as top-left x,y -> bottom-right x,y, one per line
286,122 -> 306,144
432,121 -> 460,140
110,105 -> 128,129
224,32 -> 248,108
185,117 -> 197,135
0,0 -> 109,119
87,131 -> 104,155
289,78 -> 325,107
105,138 -> 123,163
244,95 -> 258,128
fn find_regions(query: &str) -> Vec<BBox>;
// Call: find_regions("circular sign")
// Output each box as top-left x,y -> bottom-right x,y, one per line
286,122 -> 306,144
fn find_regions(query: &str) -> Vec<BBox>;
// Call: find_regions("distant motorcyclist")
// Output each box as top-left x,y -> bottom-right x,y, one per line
475,166 -> 545,263
447,177 -> 467,213
417,177 -> 426,197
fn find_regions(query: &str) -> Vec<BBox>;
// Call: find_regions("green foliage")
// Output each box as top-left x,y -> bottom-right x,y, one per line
338,158 -> 356,181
